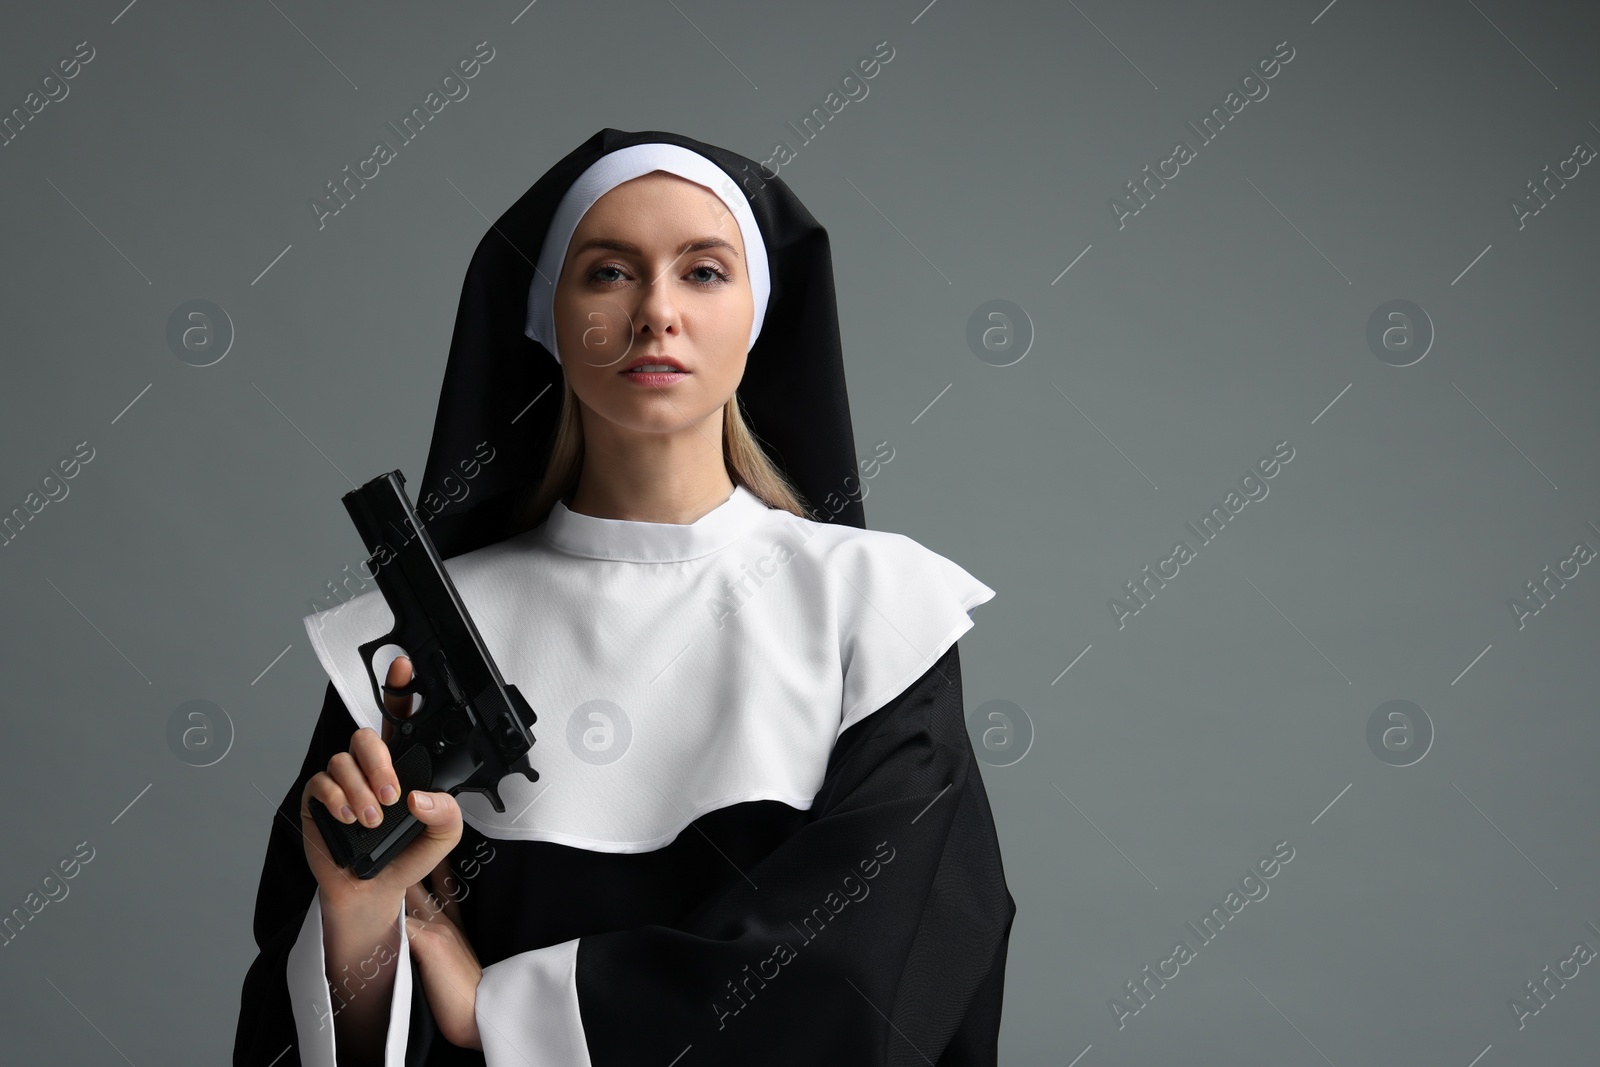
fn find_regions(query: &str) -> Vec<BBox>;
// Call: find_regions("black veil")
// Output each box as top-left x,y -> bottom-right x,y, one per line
412,127 -> 866,561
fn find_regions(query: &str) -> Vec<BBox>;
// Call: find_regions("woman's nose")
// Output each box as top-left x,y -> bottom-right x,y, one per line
632,269 -> 681,339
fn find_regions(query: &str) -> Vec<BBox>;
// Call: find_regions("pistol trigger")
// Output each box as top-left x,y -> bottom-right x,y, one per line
381,671 -> 425,722
383,675 -> 423,698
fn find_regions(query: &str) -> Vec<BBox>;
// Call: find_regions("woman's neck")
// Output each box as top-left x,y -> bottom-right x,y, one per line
566,412 -> 732,524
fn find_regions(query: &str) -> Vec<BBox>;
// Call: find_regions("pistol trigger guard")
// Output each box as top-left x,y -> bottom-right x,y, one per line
356,633 -> 428,727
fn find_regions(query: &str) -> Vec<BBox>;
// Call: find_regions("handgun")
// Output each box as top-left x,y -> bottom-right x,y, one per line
307,470 -> 539,880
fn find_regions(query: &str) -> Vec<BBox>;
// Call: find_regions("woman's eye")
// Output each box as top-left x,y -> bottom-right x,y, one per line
589,262 -> 729,285
689,264 -> 731,285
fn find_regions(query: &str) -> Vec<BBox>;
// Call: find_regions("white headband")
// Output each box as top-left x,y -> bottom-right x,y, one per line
523,143 -> 770,365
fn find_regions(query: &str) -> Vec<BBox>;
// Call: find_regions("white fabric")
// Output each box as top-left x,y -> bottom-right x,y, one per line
293,487 -> 993,1062
474,939 -> 587,1066
522,142 -> 771,364
286,886 -> 413,1066
300,485 -> 995,849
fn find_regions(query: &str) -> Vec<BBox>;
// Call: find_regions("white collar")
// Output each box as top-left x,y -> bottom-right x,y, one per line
538,484 -> 771,563
302,483 -> 996,849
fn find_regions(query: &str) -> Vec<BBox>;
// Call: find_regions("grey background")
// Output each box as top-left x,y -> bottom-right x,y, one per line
2,0 -> 1597,1063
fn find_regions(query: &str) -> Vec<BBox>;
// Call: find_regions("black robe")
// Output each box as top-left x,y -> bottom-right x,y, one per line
234,642 -> 1015,1066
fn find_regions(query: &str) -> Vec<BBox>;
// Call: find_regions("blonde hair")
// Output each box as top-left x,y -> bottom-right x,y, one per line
506,374 -> 810,535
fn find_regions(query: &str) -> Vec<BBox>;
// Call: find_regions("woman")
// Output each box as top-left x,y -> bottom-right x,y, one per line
235,129 -> 1015,1066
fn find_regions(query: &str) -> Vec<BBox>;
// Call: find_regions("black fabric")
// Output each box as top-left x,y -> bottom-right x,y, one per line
413,127 -> 865,562
233,644 -> 1015,1065
565,641 -> 1015,1066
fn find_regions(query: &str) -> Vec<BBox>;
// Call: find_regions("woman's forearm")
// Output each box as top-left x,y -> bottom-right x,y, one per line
322,894 -> 405,1066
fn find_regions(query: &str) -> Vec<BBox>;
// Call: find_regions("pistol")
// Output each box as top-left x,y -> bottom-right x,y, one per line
308,470 -> 539,879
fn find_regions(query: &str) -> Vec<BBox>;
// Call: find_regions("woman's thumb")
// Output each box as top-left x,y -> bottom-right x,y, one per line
409,789 -> 456,824
379,790 -> 461,889
408,790 -> 461,855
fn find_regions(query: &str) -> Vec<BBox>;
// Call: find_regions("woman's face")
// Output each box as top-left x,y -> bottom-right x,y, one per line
552,171 -> 754,442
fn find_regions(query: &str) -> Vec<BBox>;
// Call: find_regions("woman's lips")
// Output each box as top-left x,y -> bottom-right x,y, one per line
621,368 -> 690,386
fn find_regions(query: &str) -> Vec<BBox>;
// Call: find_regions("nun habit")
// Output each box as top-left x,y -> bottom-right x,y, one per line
234,128 -> 1015,1066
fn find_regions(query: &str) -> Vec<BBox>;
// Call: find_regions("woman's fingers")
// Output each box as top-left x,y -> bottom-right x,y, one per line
302,769 -> 354,827
298,650 -> 465,904
349,726 -> 401,810
383,655 -> 417,718
307,725 -> 397,838
298,773 -> 374,911
324,744 -> 386,829
379,655 -> 416,746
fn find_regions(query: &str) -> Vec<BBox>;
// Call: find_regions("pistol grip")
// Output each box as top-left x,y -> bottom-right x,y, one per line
307,742 -> 435,880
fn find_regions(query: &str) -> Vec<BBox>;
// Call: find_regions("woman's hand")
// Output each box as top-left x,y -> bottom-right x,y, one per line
405,857 -> 484,1050
300,655 -> 465,920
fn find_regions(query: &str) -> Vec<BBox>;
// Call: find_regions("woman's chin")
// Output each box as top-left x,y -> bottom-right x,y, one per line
590,397 -> 726,437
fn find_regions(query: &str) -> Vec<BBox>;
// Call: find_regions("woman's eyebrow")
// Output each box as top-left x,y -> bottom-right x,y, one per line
571,236 -> 742,259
